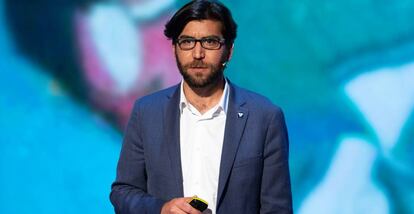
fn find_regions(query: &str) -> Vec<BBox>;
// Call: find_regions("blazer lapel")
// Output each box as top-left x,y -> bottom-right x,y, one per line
216,83 -> 248,207
164,85 -> 184,197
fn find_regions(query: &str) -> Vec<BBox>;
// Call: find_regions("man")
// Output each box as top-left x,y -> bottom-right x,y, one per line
110,0 -> 293,213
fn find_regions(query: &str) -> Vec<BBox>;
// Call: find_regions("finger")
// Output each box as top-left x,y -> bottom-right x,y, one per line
170,206 -> 188,214
176,200 -> 196,213
183,197 -> 193,203
189,208 -> 202,214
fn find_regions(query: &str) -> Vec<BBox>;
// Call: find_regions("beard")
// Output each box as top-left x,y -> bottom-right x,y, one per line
175,53 -> 226,88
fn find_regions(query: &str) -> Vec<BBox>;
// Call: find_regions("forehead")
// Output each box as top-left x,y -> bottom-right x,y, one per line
180,20 -> 223,38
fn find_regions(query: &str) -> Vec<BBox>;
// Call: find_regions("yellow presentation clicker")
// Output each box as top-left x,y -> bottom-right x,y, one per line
189,196 -> 208,212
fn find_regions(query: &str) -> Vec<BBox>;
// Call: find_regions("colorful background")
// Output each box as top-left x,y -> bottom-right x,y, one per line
1,0 -> 413,213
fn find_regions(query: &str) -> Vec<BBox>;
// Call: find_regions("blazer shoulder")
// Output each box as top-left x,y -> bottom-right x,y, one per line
232,84 -> 283,113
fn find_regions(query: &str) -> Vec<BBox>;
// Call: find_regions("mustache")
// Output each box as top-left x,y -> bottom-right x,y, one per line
184,60 -> 209,68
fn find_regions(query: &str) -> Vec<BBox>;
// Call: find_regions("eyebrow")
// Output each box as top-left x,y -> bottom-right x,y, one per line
178,35 -> 223,40
178,35 -> 194,39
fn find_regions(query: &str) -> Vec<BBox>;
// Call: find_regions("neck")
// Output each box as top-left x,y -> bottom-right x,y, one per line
183,77 -> 225,114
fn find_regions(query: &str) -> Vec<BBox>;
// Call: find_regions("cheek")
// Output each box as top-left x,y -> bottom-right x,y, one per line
176,51 -> 192,63
207,52 -> 227,64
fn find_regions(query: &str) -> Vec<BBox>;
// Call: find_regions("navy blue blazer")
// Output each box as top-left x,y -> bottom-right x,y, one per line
110,81 -> 293,213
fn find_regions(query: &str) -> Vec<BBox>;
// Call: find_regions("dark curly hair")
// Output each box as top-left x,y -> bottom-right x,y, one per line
164,0 -> 237,47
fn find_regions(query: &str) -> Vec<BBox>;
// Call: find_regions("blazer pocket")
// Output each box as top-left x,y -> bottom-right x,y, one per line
233,155 -> 263,169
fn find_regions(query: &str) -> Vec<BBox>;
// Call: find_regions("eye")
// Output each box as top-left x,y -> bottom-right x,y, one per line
204,38 -> 219,45
179,38 -> 194,45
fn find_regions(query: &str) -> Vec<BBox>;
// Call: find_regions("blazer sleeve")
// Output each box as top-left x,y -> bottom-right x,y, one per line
260,108 -> 293,214
110,101 -> 166,214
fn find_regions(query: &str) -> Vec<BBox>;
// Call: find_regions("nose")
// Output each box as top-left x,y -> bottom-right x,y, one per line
192,41 -> 205,59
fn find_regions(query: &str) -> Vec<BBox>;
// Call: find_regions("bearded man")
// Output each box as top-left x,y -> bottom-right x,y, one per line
110,1 -> 293,213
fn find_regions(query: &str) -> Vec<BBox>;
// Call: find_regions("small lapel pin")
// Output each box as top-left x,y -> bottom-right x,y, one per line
237,112 -> 244,118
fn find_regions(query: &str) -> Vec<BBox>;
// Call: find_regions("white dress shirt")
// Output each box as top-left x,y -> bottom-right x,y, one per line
179,80 -> 229,213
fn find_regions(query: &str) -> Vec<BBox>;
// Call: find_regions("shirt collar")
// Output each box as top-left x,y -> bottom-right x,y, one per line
179,78 -> 229,115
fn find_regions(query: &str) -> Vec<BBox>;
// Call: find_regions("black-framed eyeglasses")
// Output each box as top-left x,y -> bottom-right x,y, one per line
176,36 -> 225,50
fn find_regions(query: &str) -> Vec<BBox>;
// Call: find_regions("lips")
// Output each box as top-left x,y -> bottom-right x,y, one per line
189,67 -> 208,72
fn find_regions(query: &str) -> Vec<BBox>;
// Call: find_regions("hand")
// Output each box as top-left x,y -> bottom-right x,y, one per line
161,197 -> 202,214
